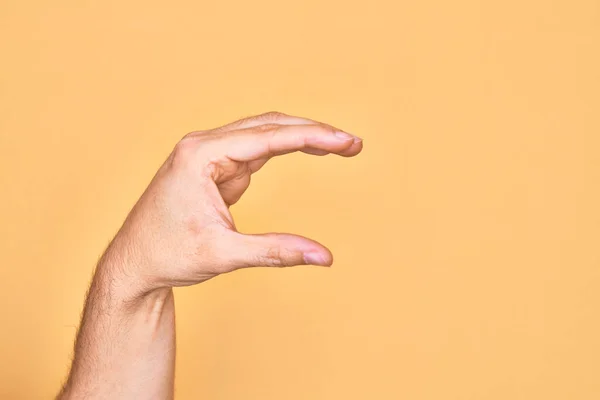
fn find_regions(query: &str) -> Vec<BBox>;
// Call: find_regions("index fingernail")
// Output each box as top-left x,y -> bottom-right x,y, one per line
303,252 -> 330,266
334,131 -> 354,141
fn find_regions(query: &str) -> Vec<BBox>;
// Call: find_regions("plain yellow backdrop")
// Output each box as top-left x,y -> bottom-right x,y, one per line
1,0 -> 599,398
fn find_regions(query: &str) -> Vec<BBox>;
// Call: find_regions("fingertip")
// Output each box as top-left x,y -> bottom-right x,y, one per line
302,244 -> 333,267
303,251 -> 333,267
340,138 -> 364,157
324,247 -> 334,266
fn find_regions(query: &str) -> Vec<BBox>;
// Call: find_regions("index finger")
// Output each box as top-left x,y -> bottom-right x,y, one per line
222,124 -> 363,162
209,111 -> 329,133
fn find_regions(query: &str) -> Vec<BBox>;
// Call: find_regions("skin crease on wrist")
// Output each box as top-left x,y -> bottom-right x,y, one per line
56,111 -> 363,400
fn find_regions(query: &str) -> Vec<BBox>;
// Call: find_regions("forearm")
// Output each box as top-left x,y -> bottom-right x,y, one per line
58,248 -> 176,399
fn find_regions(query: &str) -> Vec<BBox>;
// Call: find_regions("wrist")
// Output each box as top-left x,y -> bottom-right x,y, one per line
94,241 -> 171,309
59,242 -> 176,400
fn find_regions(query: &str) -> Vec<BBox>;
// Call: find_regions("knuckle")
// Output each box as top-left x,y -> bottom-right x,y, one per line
170,138 -> 197,168
258,111 -> 287,121
182,130 -> 207,139
261,246 -> 283,267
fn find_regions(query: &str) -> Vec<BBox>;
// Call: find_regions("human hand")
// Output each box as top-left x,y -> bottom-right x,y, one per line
102,112 -> 363,296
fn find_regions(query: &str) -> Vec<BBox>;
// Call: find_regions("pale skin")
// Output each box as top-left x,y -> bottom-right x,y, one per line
56,111 -> 363,399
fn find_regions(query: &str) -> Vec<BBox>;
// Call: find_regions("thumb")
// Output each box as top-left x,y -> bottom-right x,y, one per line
226,232 -> 333,269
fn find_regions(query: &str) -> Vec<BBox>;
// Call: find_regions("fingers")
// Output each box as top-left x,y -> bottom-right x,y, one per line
224,231 -> 333,269
222,124 -> 363,162
209,111 -> 323,133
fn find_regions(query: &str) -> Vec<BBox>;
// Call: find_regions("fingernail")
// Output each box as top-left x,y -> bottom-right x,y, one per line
334,131 -> 354,141
303,252 -> 329,266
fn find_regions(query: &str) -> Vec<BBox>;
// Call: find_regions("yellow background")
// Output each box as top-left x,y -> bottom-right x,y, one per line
1,0 -> 599,398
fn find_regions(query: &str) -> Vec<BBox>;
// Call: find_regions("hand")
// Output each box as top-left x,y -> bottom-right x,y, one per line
103,112 -> 363,296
